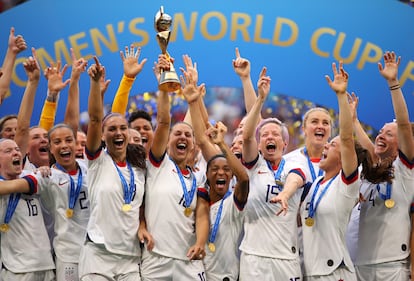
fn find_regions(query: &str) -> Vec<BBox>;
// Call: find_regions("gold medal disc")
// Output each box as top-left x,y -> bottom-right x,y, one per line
66,208 -> 74,218
122,204 -> 132,212
305,217 -> 314,227
0,223 -> 9,232
385,199 -> 395,209
208,242 -> 216,253
275,180 -> 284,186
184,207 -> 192,217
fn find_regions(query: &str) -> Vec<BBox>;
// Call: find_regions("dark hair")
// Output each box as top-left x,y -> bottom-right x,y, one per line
356,142 -> 394,184
126,143 -> 147,170
0,114 -> 17,135
128,110 -> 153,129
206,154 -> 226,171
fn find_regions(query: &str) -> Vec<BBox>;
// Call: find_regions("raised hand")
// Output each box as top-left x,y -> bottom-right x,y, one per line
325,61 -> 348,94
8,27 -> 27,55
232,47 -> 250,79
70,48 -> 88,81
378,51 -> 400,82
44,60 -> 70,93
257,67 -> 271,100
120,45 -> 147,78
347,92 -> 359,121
22,48 -> 40,82
206,121 -> 227,145
181,54 -> 198,86
99,66 -> 111,98
87,56 -> 105,82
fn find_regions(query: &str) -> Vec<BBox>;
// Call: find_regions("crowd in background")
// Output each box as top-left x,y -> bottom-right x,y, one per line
0,25 -> 413,281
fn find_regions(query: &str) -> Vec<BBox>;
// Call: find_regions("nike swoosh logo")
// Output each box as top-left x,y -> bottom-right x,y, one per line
58,180 -> 68,186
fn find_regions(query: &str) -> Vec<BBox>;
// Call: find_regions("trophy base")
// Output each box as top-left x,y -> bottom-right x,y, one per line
159,70 -> 181,92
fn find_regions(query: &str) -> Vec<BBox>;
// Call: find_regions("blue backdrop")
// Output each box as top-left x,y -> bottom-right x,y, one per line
0,0 -> 413,131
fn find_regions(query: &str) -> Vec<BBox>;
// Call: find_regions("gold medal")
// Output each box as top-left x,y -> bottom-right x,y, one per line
275,180 -> 284,186
208,242 -> 216,253
385,199 -> 395,209
122,204 -> 132,212
66,208 -> 74,218
184,207 -> 192,217
0,223 -> 9,232
305,217 -> 314,227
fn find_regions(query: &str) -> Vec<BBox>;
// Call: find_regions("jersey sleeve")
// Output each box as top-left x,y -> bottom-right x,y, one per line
38,100 -> 57,131
111,75 -> 136,115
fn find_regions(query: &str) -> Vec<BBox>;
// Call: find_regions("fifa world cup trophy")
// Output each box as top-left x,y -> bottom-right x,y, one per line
154,6 -> 181,92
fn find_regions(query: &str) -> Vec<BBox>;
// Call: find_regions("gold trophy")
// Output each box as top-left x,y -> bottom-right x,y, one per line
154,6 -> 181,92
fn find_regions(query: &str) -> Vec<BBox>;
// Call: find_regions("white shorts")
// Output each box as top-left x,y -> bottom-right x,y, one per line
79,241 -> 141,281
304,267 -> 356,281
55,256 -> 79,281
355,260 -> 410,281
141,250 -> 205,281
239,252 -> 302,281
1,268 -> 55,281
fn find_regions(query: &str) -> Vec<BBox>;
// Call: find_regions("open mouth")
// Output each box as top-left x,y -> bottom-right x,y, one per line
216,178 -> 226,188
75,153 -> 84,159
39,146 -> 48,153
315,132 -> 325,139
60,151 -> 71,160
177,143 -> 187,152
113,138 -> 124,148
266,143 -> 276,152
12,158 -> 21,166
234,152 -> 242,159
141,136 -> 148,144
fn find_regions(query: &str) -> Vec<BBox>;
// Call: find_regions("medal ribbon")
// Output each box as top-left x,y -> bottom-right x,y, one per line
55,163 -> 83,210
209,191 -> 232,244
173,161 -> 196,208
113,160 -> 135,205
266,158 -> 285,185
303,147 -> 323,181
0,176 -> 21,225
376,182 -> 392,201
307,175 -> 337,219
4,193 -> 21,225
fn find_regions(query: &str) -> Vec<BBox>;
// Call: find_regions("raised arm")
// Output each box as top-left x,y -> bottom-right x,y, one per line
38,60 -> 70,130
64,48 -> 87,135
242,67 -> 270,163
150,54 -> 171,159
378,51 -> 414,160
0,27 -> 27,104
326,61 -> 357,177
181,54 -> 219,161
112,45 -> 147,114
207,121 -> 249,204
86,57 -> 105,153
232,48 -> 256,114
15,48 -> 40,159
348,92 -> 377,163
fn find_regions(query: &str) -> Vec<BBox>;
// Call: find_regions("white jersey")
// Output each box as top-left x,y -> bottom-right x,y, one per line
145,153 -> 204,260
32,159 -> 90,263
22,156 -> 55,248
284,146 -> 323,186
301,170 -> 360,277
355,153 -> 414,265
193,151 -> 207,185
204,193 -> 245,281
240,154 -> 305,259
86,148 -> 145,256
0,175 -> 55,273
